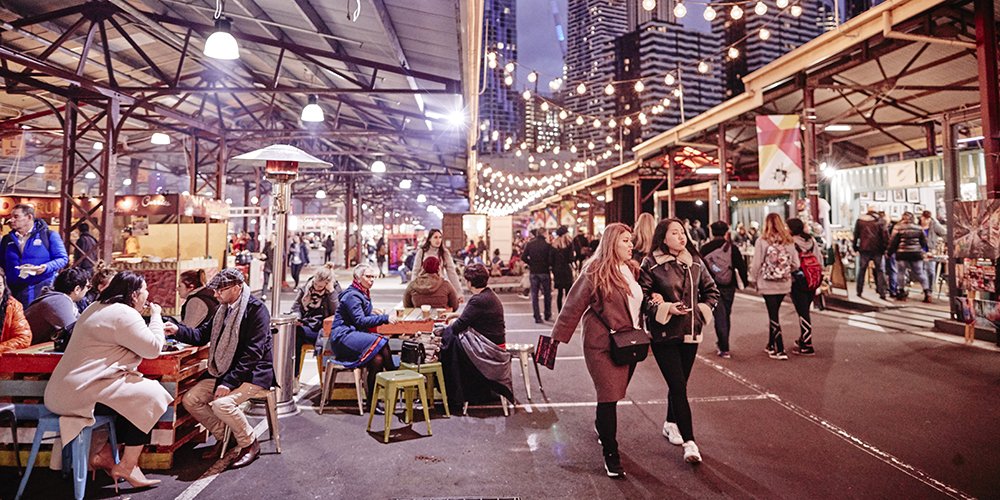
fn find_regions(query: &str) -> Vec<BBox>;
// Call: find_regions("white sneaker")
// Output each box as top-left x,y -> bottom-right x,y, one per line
662,421 -> 683,446
682,441 -> 702,463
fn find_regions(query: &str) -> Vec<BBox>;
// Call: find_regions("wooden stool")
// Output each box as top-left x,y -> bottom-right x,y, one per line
220,387 -> 281,458
505,343 -> 544,400
318,354 -> 365,415
298,344 -> 324,386
399,361 -> 450,418
366,370 -> 432,443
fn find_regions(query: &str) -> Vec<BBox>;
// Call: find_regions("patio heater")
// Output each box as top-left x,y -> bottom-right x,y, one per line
231,145 -> 331,416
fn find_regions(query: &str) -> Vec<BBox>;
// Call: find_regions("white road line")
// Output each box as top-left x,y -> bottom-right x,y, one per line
296,395 -> 764,412
696,355 -> 976,500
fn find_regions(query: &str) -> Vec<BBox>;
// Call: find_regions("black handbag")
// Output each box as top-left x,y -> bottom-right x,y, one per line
400,340 -> 425,366
591,309 -> 649,366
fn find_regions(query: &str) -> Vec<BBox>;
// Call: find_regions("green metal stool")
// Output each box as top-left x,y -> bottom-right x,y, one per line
366,370 -> 432,443
399,361 -> 451,418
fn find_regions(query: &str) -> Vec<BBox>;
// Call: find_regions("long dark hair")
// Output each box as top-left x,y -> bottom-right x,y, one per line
98,271 -> 146,307
652,218 -> 700,258
0,273 -> 10,332
420,229 -> 446,260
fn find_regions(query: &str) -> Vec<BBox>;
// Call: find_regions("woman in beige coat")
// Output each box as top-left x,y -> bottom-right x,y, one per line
45,271 -> 173,490
551,222 -> 643,479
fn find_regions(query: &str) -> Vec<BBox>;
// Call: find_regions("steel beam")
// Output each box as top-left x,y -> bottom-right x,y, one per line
975,0 -> 1000,198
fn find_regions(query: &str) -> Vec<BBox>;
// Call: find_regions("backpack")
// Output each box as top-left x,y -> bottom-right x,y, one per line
760,243 -> 793,281
703,243 -> 734,286
794,241 -> 823,291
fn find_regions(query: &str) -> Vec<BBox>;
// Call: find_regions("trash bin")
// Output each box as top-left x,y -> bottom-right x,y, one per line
248,314 -> 299,417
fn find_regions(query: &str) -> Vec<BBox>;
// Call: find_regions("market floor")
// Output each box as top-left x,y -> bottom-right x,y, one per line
3,274 -> 998,500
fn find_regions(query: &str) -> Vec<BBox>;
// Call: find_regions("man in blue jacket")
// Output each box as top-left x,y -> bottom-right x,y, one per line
0,204 -> 69,305
165,268 -> 274,469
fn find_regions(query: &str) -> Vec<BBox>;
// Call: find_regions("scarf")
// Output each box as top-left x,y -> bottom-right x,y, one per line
350,279 -> 370,299
208,283 -> 250,378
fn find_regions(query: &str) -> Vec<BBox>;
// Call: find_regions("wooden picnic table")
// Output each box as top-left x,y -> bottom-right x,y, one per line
322,308 -> 444,338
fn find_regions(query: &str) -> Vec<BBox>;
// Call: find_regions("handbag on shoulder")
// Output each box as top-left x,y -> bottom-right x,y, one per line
590,309 -> 649,366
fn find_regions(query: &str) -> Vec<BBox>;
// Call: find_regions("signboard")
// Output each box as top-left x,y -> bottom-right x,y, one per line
42,163 -> 61,182
886,160 -> 917,188
0,197 -> 61,218
116,195 -> 176,215
755,115 -> 803,191
2,134 -> 24,158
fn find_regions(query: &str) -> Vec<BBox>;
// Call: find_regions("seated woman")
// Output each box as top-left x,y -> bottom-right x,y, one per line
291,263 -> 343,379
403,256 -> 459,311
44,271 -> 173,490
439,264 -> 513,411
177,269 -> 220,328
327,263 -> 399,413
76,262 -> 116,313
0,272 -> 31,354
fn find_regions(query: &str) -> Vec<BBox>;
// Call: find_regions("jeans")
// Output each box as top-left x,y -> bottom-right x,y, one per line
529,273 -> 552,321
294,324 -> 320,377
790,287 -> 814,347
650,342 -> 699,442
923,260 -> 938,292
261,270 -> 271,297
763,294 -> 786,353
897,259 -> 930,292
886,254 -> 898,295
713,289 -> 735,352
290,262 -> 304,288
398,265 -> 410,283
324,250 -> 332,264
183,379 -> 266,448
855,251 -> 886,297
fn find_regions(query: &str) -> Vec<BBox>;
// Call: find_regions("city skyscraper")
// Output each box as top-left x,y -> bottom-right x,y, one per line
524,94 -> 565,153
479,0 -> 521,154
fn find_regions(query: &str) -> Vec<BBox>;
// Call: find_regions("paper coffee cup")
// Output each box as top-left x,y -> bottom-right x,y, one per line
421,304 -> 431,318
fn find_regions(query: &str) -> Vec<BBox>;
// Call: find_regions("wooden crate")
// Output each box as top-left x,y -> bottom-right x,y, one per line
0,342 -> 209,469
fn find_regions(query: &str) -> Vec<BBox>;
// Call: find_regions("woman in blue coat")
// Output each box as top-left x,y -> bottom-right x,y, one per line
327,264 -> 398,411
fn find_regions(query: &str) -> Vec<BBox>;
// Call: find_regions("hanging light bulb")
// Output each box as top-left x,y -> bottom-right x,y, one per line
553,146 -> 561,154
606,136 -> 613,144
549,78 -> 563,91
570,145 -> 578,153
588,141 -> 595,150
515,149 -> 522,157
639,113 -> 648,125
504,62 -> 515,73
759,28 -> 771,40
371,160 -> 386,172
605,83 -> 615,95
488,58 -> 497,69
528,71 -> 538,83
150,132 -> 170,145
593,119 -> 602,128
315,189 -> 326,199
301,94 -> 324,122
491,130 -> 499,141
642,0 -> 657,10
790,4 -> 802,16
577,82 -> 586,94
504,75 -> 513,86
559,109 -> 568,120
776,0 -> 789,7
728,46 -> 740,59
576,115 -> 585,125
730,4 -> 744,19
754,1 -> 768,15
608,118 -> 617,128
698,61 -> 710,73
93,141 -> 103,150
543,102 -> 552,112
520,142 -> 528,149
665,73 -> 675,86
674,1 -> 688,18
536,145 -> 544,153
205,17 -> 240,60
523,90 -> 531,100
703,5 -> 717,20
634,80 -> 644,93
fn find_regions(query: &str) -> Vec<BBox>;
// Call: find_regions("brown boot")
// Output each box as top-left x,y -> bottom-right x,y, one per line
923,291 -> 932,303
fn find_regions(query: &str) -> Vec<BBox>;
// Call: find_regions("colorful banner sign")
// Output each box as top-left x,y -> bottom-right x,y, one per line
756,115 -> 803,191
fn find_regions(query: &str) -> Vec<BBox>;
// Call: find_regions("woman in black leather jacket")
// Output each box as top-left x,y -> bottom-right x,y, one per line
639,218 -> 719,464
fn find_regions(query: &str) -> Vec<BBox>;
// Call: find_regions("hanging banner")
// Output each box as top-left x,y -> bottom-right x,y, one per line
2,134 -> 25,158
42,163 -> 61,182
756,115 -> 803,191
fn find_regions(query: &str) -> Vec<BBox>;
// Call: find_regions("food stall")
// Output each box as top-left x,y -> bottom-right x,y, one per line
74,194 -> 229,316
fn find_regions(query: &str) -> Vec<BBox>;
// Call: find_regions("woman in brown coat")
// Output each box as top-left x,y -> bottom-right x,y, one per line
551,222 -> 643,479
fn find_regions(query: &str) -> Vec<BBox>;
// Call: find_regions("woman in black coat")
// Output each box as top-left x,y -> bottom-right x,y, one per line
550,226 -> 576,311
639,218 -> 719,465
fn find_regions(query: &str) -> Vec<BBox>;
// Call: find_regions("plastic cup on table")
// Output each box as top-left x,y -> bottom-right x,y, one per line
421,304 -> 431,319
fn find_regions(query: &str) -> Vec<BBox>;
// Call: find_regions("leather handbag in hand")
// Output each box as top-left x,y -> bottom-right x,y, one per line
400,340 -> 426,366
591,309 -> 649,366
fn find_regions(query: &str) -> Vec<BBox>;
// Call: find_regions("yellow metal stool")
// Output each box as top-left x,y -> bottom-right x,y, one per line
366,370 -> 432,443
399,361 -> 450,418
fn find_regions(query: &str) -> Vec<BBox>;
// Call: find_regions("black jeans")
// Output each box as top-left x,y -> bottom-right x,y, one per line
290,263 -> 304,288
789,287 -> 814,347
763,294 -> 786,353
856,251 -> 886,297
93,403 -> 151,446
555,287 -> 570,312
529,274 -> 552,321
650,342 -> 699,442
294,324 -> 321,377
713,288 -> 735,352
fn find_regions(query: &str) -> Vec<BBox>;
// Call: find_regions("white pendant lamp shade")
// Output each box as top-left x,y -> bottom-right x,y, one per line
205,17 -> 240,60
301,95 -> 324,122
151,132 -> 170,145
370,160 -> 386,172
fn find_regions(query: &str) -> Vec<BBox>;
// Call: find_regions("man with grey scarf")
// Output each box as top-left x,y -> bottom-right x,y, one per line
165,268 -> 274,469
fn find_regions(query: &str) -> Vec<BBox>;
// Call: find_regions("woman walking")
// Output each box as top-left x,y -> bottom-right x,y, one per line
632,213 -> 656,264
288,234 -> 310,290
749,213 -> 800,359
414,229 -> 463,302
787,218 -> 823,355
550,226 -> 575,311
639,218 -> 719,463
551,223 -> 642,478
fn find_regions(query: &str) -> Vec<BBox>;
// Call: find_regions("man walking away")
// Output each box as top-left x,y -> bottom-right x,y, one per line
690,220 -> 708,251
166,268 -> 274,469
0,204 -> 69,305
74,224 -> 98,272
522,229 -> 554,324
323,235 -> 334,264
701,222 -> 748,359
853,209 -> 888,300
888,212 -> 932,303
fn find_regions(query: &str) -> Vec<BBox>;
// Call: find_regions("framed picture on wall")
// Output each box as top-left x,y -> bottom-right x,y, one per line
874,190 -> 888,201
859,192 -> 872,201
906,188 -> 920,203
892,189 -> 906,203
890,204 -> 903,219
914,204 -> 925,213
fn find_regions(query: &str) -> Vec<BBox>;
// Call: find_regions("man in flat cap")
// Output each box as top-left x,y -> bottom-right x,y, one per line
165,268 -> 274,469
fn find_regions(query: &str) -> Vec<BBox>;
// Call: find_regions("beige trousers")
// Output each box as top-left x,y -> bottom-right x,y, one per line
183,379 -> 265,448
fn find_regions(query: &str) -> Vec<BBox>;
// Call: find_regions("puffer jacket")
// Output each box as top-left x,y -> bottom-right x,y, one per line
403,272 -> 459,310
888,222 -> 927,262
853,212 -> 888,253
638,248 -> 720,344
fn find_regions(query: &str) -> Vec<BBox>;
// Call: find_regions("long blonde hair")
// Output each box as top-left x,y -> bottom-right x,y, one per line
763,213 -> 793,245
632,212 -> 656,258
584,223 -> 639,299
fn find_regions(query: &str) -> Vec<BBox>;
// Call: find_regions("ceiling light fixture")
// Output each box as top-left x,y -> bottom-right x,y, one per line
205,16 -> 240,60
300,94 -> 324,122
371,160 -> 386,172
151,132 -> 170,145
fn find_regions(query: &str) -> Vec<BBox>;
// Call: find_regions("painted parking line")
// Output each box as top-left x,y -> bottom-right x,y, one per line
697,355 -> 975,500
296,395 -> 767,413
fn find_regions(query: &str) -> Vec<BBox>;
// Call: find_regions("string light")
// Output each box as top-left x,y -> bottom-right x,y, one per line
776,0 -> 789,7
665,73 -> 675,85
623,116 -> 632,126
790,5 -> 802,16
541,101 -> 550,111
605,83 -> 615,95
522,90 -> 531,100
730,5 -> 743,19
559,109 -> 568,120
504,62 -> 514,73
760,28 -> 771,40
576,116 -> 585,125
608,118 -> 617,128
570,145 -> 578,153
754,1 -> 767,15
728,46 -> 740,59
634,80 -> 645,93
674,1 -> 687,18
698,61 -> 710,73
504,75 -> 513,86
588,142 -> 595,150
593,119 -> 602,128
642,0 -> 657,10
577,82 -> 586,94
528,71 -> 538,83
703,6 -> 717,20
